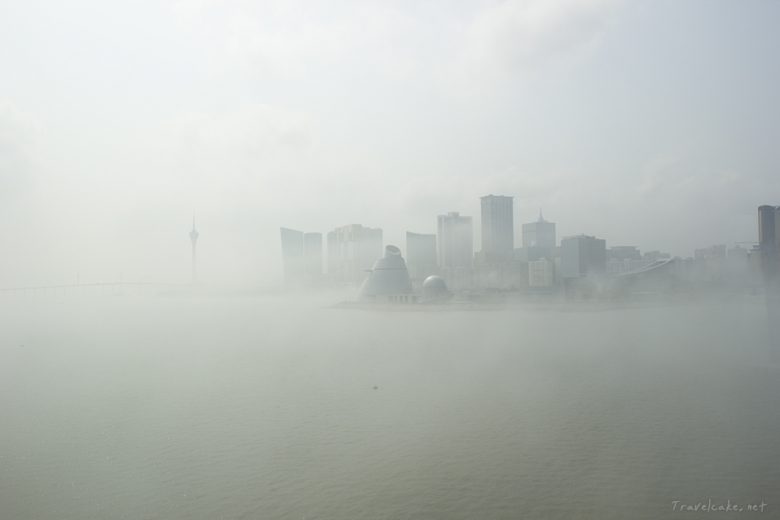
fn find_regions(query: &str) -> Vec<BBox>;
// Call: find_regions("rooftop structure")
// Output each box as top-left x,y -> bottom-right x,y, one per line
522,210 -> 556,249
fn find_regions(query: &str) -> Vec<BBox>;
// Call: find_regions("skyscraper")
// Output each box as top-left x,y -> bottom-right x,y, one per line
437,212 -> 473,271
189,218 -> 199,284
758,205 -> 779,248
405,232 -> 437,281
560,235 -> 607,279
280,228 -> 323,285
521,210 -> 557,261
522,210 -> 556,248
327,224 -> 383,284
480,195 -> 514,262
758,205 -> 780,278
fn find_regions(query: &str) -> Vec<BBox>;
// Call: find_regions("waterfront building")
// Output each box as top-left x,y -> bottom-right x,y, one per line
560,235 -> 607,279
358,245 -> 415,303
522,211 -> 556,261
437,212 -> 473,271
280,228 -> 323,285
327,224 -> 383,285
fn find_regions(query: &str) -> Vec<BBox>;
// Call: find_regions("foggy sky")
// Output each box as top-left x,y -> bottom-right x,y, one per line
1,0 -> 778,286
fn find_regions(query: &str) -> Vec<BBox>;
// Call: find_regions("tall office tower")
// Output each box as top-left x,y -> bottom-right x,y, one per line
521,210 -> 557,261
437,212 -> 473,271
405,232 -> 438,281
189,218 -> 200,284
758,205 -> 778,248
522,210 -> 557,248
326,224 -> 383,284
560,235 -> 607,279
480,195 -> 514,261
758,205 -> 780,278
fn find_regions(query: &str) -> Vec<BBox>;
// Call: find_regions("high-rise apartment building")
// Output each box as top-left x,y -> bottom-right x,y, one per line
437,212 -> 473,271
327,224 -> 383,284
280,228 -> 323,284
480,195 -> 514,262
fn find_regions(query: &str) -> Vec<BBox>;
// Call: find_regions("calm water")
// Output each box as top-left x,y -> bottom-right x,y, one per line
1,292 -> 779,519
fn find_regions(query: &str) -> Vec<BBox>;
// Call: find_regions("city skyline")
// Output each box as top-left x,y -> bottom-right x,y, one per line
280,196 -> 762,274
276,202 -> 770,298
1,1 -> 778,286
280,195 -> 776,292
3,3 -> 780,519
0,189 -> 769,288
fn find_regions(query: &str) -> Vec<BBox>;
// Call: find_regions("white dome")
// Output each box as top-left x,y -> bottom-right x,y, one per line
421,275 -> 450,300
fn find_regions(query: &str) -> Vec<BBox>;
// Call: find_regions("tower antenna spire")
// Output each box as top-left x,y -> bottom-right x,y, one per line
189,215 -> 200,284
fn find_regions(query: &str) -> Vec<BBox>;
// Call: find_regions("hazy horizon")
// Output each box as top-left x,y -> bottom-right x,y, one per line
3,4 -> 780,516
2,0 -> 778,286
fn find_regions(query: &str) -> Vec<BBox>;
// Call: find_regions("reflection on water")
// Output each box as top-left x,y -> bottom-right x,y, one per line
1,293 -> 779,520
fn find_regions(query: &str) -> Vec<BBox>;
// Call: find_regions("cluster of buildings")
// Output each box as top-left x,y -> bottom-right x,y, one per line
282,195 -> 660,296
669,206 -> 780,290
279,199 -> 780,300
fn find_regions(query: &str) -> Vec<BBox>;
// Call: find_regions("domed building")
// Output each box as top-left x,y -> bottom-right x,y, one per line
421,275 -> 452,302
359,245 -> 416,303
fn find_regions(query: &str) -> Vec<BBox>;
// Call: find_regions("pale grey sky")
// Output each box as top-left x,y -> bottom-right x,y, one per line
1,0 -> 778,285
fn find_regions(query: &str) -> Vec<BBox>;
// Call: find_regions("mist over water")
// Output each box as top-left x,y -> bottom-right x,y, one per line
3,1 -> 780,518
2,292 -> 778,519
